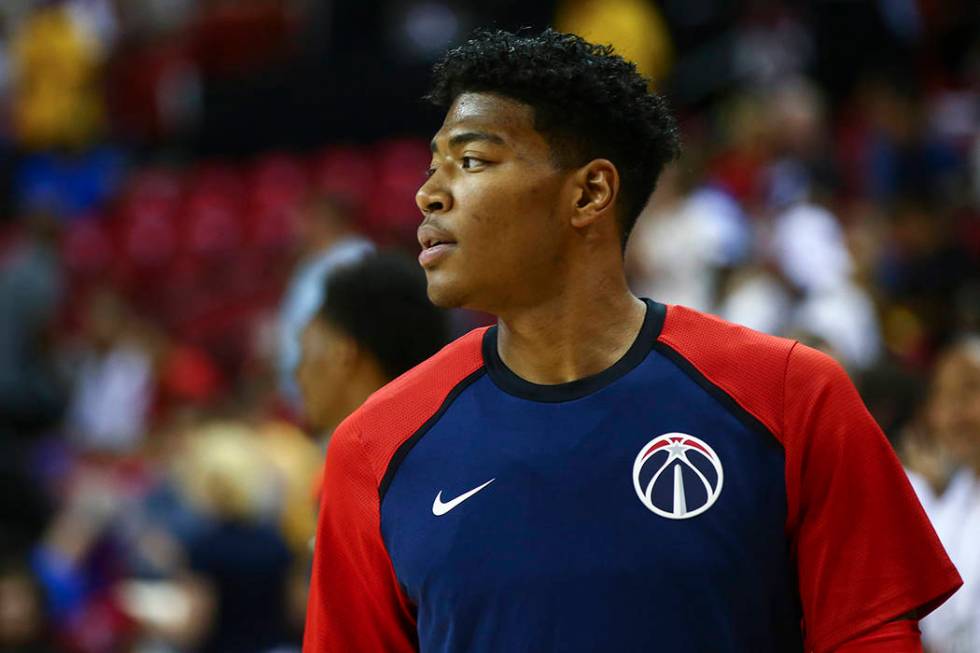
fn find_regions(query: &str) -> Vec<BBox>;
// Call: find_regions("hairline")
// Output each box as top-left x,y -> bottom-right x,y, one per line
443,89 -> 637,246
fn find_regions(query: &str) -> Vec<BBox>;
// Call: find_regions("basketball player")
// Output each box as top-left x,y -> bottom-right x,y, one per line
304,29 -> 960,652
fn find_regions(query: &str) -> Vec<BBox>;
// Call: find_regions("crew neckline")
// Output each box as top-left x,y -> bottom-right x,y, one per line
482,298 -> 666,403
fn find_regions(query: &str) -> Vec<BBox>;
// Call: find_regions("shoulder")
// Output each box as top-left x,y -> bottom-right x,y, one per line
657,304 -> 797,375
332,327 -> 488,485
656,304 -> 807,440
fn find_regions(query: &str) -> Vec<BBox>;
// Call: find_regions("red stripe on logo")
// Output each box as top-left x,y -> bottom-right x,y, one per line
643,439 -> 671,458
683,439 -> 710,456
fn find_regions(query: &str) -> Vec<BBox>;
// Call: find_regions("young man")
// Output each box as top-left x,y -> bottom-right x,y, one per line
304,30 -> 961,652
295,251 -> 448,439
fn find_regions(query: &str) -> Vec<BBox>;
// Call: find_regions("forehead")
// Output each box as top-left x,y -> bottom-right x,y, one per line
434,92 -> 550,155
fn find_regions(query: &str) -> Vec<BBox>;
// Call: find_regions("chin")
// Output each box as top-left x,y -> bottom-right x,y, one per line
424,273 -> 468,309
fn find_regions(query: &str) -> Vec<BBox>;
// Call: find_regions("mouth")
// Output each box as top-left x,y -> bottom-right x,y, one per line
417,224 -> 458,268
421,236 -> 456,248
418,240 -> 457,268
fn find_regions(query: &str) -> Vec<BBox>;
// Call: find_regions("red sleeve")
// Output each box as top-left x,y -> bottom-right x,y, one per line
302,413 -> 418,653
832,619 -> 922,652
784,344 -> 961,653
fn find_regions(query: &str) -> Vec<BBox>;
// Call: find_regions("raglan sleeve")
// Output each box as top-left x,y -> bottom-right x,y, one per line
303,413 -> 418,653
783,343 -> 961,653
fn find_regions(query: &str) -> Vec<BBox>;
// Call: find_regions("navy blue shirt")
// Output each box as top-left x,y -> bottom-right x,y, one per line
305,301 -> 959,653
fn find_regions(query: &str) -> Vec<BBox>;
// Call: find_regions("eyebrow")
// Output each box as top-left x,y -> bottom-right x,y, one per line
430,131 -> 506,153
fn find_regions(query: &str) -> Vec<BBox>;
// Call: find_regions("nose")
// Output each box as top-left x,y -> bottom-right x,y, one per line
416,177 -> 452,215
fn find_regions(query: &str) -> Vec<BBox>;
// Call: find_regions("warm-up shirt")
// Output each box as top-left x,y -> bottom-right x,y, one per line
304,300 -> 961,652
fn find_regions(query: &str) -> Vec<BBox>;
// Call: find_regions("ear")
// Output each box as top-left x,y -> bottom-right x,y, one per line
570,159 -> 619,229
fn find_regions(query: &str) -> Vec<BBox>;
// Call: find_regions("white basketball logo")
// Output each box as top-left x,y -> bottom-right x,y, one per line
632,433 -> 724,520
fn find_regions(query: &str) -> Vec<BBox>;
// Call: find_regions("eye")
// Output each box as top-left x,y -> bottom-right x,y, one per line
424,166 -> 437,179
461,156 -> 484,170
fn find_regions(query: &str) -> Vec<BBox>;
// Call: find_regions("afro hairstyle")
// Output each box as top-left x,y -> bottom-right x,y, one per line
427,28 -> 681,245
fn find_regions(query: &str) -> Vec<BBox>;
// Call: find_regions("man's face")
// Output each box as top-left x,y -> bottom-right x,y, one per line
296,318 -> 348,434
416,93 -> 575,312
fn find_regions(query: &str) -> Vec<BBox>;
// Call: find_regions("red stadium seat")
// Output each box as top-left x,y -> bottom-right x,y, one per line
119,206 -> 178,269
367,138 -> 430,243
309,146 -> 376,212
249,152 -> 309,213
184,162 -> 246,206
125,168 -> 182,206
182,196 -> 242,260
246,202 -> 297,254
63,215 -> 114,278
374,138 -> 430,184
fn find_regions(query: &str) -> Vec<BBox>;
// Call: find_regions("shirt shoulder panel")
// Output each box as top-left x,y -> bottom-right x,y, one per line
346,326 -> 488,493
656,304 -> 795,441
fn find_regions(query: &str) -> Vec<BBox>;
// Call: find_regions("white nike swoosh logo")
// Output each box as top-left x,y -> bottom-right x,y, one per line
432,478 -> 495,516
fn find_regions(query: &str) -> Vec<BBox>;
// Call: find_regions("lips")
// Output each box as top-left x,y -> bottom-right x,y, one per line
417,223 -> 458,268
418,242 -> 456,267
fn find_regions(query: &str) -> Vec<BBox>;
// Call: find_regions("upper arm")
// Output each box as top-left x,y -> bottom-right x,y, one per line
831,619 -> 923,652
784,344 -> 961,652
303,416 -> 418,653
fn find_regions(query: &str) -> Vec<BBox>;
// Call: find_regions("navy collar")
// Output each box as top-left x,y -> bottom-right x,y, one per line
482,299 -> 666,403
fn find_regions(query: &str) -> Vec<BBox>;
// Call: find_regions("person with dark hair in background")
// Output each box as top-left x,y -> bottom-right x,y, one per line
295,250 -> 449,440
290,251 -> 447,653
279,193 -> 373,410
304,29 -> 960,653
0,211 -> 65,441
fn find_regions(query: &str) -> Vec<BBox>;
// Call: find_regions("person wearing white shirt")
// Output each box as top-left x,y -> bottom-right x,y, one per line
909,337 -> 980,653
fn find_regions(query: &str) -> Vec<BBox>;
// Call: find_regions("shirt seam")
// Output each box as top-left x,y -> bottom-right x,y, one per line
346,412 -> 419,613
782,341 -> 798,442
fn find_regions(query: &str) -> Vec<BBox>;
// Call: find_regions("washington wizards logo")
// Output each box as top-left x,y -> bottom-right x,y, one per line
632,433 -> 724,520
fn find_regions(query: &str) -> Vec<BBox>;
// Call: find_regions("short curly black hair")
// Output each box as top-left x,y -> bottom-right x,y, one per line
427,28 -> 681,245
320,251 -> 449,380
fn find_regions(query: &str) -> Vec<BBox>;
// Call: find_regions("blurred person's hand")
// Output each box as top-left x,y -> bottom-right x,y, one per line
43,467 -> 125,564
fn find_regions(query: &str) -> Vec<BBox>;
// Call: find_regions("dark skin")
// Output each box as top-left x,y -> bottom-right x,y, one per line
296,316 -> 388,436
416,92 -> 646,385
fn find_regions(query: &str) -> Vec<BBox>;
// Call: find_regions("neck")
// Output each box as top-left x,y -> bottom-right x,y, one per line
494,265 -> 646,386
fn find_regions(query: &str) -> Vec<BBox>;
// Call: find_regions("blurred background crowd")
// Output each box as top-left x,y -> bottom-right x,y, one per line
0,1 -> 977,652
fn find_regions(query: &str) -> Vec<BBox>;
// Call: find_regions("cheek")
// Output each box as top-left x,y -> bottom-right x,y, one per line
301,353 -> 334,397
963,400 -> 980,431
460,176 -> 561,261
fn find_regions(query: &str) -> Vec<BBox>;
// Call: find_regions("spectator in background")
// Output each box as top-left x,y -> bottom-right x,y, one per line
627,158 -> 749,313
0,13 -> 10,141
0,211 -> 65,441
770,199 -> 881,371
908,337 -> 980,653
9,0 -> 105,150
65,288 -> 155,454
173,421 -> 293,653
277,193 -> 372,410
296,251 -> 449,441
